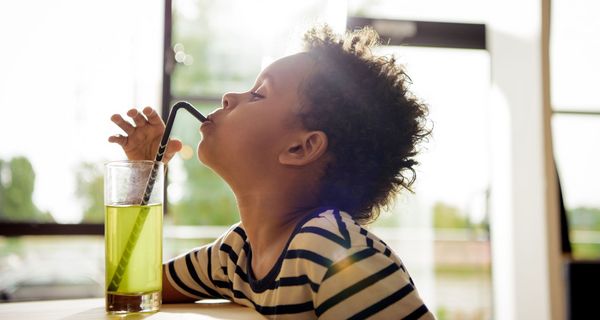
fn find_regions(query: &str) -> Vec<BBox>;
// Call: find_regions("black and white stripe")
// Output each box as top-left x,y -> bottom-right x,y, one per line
167,208 -> 435,319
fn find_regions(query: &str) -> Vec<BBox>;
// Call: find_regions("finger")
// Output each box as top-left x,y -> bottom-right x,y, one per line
127,108 -> 147,127
165,139 -> 183,155
162,139 -> 183,163
111,114 -> 135,135
108,134 -> 128,146
143,107 -> 164,126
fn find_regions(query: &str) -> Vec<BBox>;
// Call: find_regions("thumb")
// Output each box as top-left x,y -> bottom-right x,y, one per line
162,139 -> 183,164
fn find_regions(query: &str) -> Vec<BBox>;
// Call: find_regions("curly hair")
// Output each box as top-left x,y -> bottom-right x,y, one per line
298,25 -> 431,224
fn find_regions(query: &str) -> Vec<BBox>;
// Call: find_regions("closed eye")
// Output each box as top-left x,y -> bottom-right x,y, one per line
249,91 -> 265,101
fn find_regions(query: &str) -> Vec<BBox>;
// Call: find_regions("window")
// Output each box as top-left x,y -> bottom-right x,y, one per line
0,0 -> 164,300
1,1 -> 493,317
0,1 -> 163,224
551,0 -> 600,259
373,45 -> 492,319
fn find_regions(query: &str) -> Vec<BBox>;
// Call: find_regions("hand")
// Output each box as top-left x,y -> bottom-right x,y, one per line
108,107 -> 182,165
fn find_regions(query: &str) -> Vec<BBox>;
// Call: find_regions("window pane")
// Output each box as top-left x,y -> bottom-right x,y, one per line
0,236 -> 104,301
0,232 -> 215,302
374,46 -> 492,318
0,0 -> 163,223
551,0 -> 600,110
553,115 -> 600,259
165,102 -> 239,226
171,0 -> 346,97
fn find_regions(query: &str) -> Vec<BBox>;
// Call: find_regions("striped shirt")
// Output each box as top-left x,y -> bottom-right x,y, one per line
166,207 -> 435,319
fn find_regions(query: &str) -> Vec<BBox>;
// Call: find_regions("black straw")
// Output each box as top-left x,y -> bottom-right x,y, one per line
155,101 -> 207,163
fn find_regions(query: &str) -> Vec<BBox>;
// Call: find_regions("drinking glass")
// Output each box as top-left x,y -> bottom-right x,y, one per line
104,160 -> 163,313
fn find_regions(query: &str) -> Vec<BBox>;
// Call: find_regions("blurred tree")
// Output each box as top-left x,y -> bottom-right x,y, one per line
568,207 -> 600,258
433,201 -> 490,232
568,207 -> 600,230
172,1 -> 263,97
75,162 -> 104,223
0,156 -> 53,222
170,159 -> 239,225
0,159 -> 3,212
167,2 -> 245,226
433,202 -> 469,229
169,113 -> 239,225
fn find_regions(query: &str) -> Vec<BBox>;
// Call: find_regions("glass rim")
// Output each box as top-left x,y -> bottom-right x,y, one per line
104,160 -> 163,168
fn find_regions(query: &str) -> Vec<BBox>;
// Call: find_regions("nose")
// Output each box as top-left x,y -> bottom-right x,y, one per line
221,92 -> 239,110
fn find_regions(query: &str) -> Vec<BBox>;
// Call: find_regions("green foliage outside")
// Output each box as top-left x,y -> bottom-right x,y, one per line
75,162 -> 104,223
433,202 -> 469,229
171,1 -> 261,97
432,202 -> 488,231
568,207 -> 600,230
431,201 -> 600,258
0,157 -> 54,222
69,149 -> 239,225
571,243 -> 600,259
169,159 -> 239,225
160,1 -> 263,226
567,207 -> 600,259
167,108 -> 239,226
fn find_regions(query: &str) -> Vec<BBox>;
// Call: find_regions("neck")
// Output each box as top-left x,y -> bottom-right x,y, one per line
221,166 -> 322,262
237,191 -> 314,255
230,174 -> 319,257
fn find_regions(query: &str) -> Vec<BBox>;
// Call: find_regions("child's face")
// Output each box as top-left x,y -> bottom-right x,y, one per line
198,53 -> 315,182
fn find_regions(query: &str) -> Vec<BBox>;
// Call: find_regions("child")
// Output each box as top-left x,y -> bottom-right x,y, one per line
109,25 -> 434,319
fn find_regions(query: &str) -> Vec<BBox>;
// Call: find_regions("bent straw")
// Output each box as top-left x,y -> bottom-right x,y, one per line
107,101 -> 207,292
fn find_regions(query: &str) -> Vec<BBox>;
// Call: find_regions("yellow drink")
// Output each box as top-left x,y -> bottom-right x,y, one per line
105,204 -> 162,298
104,160 -> 163,313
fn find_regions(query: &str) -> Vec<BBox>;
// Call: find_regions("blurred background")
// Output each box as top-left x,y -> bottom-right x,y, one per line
0,0 -> 598,319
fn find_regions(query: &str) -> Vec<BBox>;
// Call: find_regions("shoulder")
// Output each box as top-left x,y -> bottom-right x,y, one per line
218,221 -> 248,247
286,207 -> 406,278
212,221 -> 249,265
314,246 -> 434,319
291,207 -> 399,259
167,221 -> 247,268
291,209 -> 433,319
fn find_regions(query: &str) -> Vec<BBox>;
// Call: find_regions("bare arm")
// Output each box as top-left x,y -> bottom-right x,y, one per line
162,264 -> 197,303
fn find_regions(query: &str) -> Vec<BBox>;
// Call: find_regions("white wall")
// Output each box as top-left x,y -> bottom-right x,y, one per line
488,0 -> 564,319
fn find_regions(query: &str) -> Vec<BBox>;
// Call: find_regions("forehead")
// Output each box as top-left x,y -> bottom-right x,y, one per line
258,53 -> 315,91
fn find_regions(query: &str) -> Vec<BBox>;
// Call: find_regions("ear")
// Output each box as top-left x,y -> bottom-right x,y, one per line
279,131 -> 328,166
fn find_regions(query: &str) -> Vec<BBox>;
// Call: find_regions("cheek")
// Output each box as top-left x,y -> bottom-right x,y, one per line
197,114 -> 290,168
196,127 -> 258,167
235,123 -> 285,152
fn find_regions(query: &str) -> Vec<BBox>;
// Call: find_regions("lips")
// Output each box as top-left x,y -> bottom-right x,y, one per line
206,110 -> 222,123
200,113 -> 217,131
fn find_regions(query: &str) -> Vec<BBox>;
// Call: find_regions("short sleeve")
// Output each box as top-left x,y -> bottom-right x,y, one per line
314,247 -> 435,320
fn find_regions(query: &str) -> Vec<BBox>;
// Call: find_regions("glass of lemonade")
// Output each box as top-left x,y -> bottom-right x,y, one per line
104,160 -> 163,314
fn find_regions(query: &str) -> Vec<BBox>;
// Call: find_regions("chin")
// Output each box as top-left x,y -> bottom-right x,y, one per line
197,144 -> 208,165
197,142 -> 216,169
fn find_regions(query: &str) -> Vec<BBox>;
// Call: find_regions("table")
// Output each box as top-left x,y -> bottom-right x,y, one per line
0,298 -> 266,319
